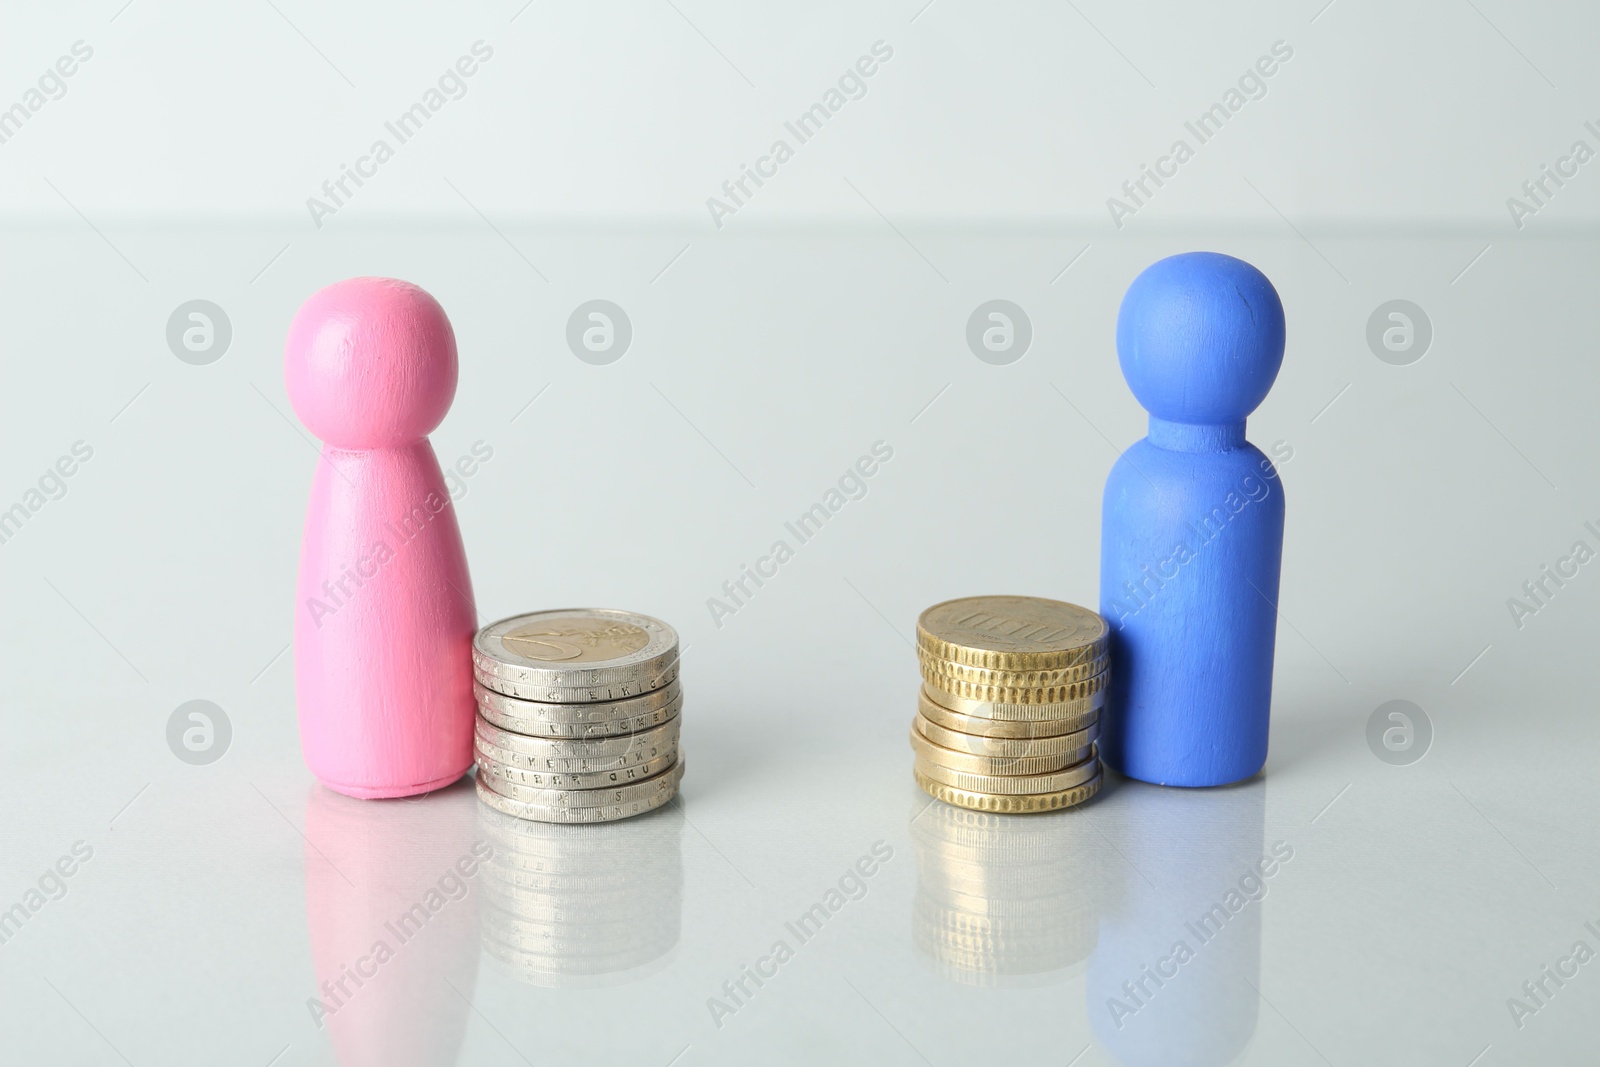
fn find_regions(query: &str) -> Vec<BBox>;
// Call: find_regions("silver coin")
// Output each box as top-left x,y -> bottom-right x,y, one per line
481,933 -> 679,985
483,869 -> 679,906
483,829 -> 683,867
482,933 -> 680,977
493,756 -> 681,810
483,926 -> 662,963
476,715 -> 680,763
482,886 -> 674,922
473,609 -> 679,697
474,731 -> 678,777
475,759 -> 684,823
486,851 -> 680,879
482,907 -> 668,951
489,927 -> 678,965
481,863 -> 643,892
475,680 -> 683,737
473,662 -> 679,705
479,700 -> 679,740
476,744 -> 678,792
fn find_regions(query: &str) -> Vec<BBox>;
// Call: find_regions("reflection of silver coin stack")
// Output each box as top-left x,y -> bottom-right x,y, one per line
477,802 -> 684,987
471,609 -> 685,823
911,801 -> 1104,987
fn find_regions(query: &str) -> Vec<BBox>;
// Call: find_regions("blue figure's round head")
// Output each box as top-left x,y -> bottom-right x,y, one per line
1116,251 -> 1285,424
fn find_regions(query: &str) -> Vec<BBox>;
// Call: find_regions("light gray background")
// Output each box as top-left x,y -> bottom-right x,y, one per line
3,2 -> 1598,1065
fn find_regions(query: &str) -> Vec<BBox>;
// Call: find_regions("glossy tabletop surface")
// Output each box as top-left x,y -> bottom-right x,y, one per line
2,218 -> 1598,1066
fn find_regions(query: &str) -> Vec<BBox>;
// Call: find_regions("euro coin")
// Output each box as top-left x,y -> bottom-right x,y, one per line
919,655 -> 1109,700
909,727 -> 1088,777
475,680 -> 682,738
914,712 -> 1099,758
475,759 -> 684,823
918,688 -> 1098,738
923,683 -> 1105,722
917,596 -> 1108,672
915,751 -> 1100,796
913,765 -> 1102,813
474,609 -> 678,701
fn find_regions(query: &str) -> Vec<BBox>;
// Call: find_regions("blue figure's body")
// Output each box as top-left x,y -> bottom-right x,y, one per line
1099,252 -> 1287,788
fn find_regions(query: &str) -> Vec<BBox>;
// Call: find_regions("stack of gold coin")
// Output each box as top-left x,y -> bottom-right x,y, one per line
911,595 -> 1109,813
472,609 -> 685,824
911,802 -> 1102,985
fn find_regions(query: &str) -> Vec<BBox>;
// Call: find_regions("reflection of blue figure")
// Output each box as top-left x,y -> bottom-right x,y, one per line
1100,252 -> 1287,787
1089,780 -> 1274,1067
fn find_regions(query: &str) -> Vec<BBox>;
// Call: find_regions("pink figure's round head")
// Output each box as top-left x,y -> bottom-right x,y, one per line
285,277 -> 458,449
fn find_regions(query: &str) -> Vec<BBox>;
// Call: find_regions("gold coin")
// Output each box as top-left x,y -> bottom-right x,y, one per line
915,862 -> 1085,900
914,765 -> 1102,813
915,751 -> 1099,796
913,898 -> 1097,940
914,711 -> 1099,758
923,884 -> 1085,918
914,943 -> 1093,987
917,596 -> 1108,672
912,799 -> 1067,841
918,689 -> 1098,738
919,653 -> 1109,694
910,727 -> 1087,776
911,828 -> 1075,867
914,921 -> 1090,957
925,683 -> 1104,721
911,908 -> 1097,979
919,667 -> 1108,707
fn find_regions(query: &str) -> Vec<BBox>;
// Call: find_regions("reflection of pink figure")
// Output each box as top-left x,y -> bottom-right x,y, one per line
286,278 -> 476,798
304,779 -> 485,1067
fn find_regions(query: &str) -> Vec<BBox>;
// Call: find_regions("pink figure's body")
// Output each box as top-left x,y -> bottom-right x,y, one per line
286,278 -> 476,799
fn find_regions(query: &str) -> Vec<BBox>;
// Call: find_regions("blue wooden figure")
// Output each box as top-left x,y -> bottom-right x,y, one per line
1099,252 -> 1287,787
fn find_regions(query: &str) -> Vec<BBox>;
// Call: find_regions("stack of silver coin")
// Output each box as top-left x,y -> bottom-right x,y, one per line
471,609 -> 685,823
477,804 -> 685,986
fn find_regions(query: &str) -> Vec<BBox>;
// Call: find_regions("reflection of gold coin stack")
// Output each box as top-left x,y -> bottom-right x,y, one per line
477,803 -> 684,987
912,596 -> 1109,813
912,802 -> 1101,986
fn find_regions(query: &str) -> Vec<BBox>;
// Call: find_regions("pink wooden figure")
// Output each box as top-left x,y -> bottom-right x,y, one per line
285,277 -> 477,798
